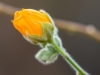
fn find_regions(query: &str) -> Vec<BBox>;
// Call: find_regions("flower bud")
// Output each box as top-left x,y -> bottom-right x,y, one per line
12,9 -> 54,44
35,44 -> 58,64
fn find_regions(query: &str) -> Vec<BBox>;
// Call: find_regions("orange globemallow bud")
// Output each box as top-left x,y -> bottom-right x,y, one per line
12,9 -> 51,37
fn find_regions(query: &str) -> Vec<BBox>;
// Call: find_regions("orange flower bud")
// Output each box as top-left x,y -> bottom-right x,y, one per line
12,9 -> 55,44
12,9 -> 51,37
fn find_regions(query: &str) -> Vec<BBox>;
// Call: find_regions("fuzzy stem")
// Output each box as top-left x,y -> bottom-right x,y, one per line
51,40 -> 89,75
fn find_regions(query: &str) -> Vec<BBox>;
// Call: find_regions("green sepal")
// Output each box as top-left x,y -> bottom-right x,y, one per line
41,22 -> 54,41
35,44 -> 58,65
40,10 -> 58,36
27,22 -> 54,44
53,36 -> 62,47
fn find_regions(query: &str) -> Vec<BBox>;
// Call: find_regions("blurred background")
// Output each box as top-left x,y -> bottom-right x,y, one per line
0,0 -> 100,75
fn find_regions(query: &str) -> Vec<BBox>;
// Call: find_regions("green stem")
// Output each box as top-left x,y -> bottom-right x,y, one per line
51,40 -> 88,75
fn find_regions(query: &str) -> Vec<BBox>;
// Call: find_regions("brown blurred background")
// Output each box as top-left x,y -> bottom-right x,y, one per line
0,0 -> 100,75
